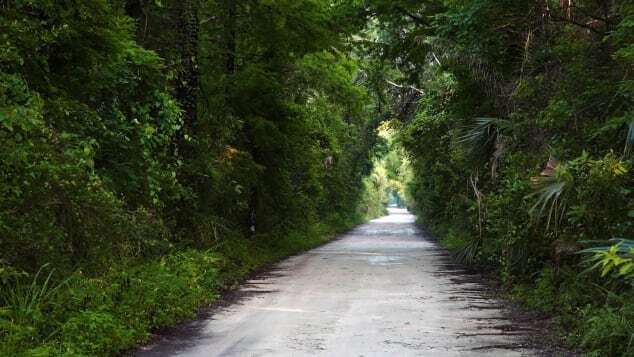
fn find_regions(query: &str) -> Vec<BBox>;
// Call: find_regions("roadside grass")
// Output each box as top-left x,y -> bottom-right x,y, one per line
0,217 -> 359,356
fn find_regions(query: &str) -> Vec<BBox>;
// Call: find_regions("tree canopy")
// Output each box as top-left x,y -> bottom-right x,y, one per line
2,0 -> 634,355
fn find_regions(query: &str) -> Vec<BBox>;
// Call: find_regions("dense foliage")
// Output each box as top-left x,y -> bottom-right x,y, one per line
361,0 -> 634,355
0,1 -> 385,355
3,0 -> 634,355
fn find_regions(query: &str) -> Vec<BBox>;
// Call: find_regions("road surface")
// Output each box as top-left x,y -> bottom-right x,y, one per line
137,209 -> 541,356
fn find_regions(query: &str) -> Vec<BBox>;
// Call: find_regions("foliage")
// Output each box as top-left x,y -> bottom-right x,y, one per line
574,303 -> 634,356
358,122 -> 412,219
0,0 -> 381,354
4,0 -> 634,355
359,164 -> 390,219
367,0 -> 634,355
0,0 -> 180,272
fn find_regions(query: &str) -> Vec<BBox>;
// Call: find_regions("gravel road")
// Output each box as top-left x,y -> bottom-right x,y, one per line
136,209 -> 542,356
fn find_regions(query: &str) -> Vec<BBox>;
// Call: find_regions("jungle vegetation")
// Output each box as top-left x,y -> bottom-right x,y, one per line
374,1 -> 634,355
1,0 -> 633,356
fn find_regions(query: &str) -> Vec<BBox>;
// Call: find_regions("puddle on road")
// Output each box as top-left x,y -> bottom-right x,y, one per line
367,255 -> 404,265
355,227 -> 419,236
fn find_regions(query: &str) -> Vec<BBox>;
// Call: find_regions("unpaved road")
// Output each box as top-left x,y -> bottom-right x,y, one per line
137,209 -> 543,356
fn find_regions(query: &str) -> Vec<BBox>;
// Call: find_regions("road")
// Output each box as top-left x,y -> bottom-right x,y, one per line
137,209 -> 541,356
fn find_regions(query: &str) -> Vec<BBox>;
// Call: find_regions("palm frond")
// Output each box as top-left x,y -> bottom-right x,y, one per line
580,239 -> 634,255
452,239 -> 481,265
528,176 -> 568,232
459,117 -> 512,168
459,117 -> 507,144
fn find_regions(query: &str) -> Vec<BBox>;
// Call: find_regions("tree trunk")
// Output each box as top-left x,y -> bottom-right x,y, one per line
177,0 -> 199,130
223,0 -> 237,76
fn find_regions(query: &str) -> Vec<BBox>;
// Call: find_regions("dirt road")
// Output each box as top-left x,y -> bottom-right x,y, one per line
137,209 -> 542,356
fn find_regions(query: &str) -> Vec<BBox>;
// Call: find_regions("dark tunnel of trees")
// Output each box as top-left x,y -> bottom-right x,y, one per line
1,1 -> 634,355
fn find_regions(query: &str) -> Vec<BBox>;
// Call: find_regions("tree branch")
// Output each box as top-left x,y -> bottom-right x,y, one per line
386,80 -> 424,95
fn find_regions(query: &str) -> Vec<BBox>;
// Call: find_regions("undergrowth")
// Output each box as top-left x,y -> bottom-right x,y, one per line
433,224 -> 634,356
0,218 -> 357,356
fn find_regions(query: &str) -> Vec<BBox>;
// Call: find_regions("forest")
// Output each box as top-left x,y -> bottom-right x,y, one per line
1,0 -> 633,356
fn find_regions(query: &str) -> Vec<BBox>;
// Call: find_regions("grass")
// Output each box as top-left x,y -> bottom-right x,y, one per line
0,218 -> 359,356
